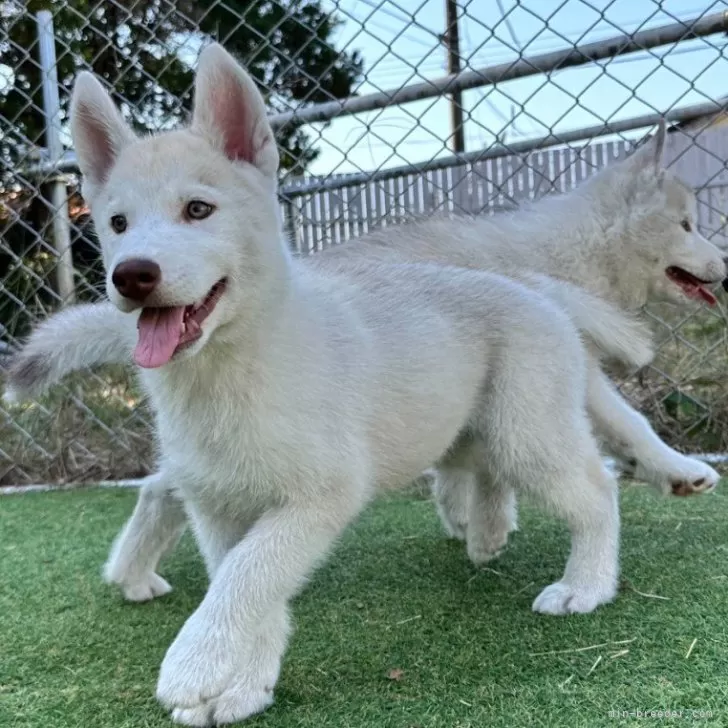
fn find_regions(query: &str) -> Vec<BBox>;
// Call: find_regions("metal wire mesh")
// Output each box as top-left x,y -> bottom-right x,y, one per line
2,0 -> 728,485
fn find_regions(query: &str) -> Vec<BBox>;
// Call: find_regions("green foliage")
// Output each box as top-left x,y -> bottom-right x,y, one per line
1,0 -> 362,178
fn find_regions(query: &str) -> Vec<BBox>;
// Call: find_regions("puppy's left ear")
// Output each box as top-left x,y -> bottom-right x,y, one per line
630,119 -> 666,176
650,118 -> 667,171
191,43 -> 279,179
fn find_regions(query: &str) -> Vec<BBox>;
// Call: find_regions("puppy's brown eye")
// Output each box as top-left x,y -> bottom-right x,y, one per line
110,214 -> 127,233
681,219 -> 692,232
185,200 -> 215,221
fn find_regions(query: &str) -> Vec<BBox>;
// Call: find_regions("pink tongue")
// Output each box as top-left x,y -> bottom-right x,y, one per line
698,285 -> 717,306
134,306 -> 186,368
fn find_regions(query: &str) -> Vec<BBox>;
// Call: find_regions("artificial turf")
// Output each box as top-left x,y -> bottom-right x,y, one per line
2,483 -> 728,727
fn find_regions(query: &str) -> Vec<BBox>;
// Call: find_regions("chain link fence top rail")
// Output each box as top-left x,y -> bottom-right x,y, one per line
1,0 -> 728,486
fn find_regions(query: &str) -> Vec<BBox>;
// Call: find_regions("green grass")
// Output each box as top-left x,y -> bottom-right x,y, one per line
2,484 -> 728,727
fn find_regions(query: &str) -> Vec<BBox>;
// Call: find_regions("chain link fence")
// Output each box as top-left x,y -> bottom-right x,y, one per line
2,0 -> 728,486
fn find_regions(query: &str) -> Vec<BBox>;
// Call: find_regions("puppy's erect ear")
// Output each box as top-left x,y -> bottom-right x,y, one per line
191,43 -> 279,179
585,119 -> 667,198
70,72 -> 136,199
628,119 -> 667,176
653,118 -> 667,167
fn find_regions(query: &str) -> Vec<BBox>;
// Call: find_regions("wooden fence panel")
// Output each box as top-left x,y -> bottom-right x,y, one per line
284,127 -> 728,250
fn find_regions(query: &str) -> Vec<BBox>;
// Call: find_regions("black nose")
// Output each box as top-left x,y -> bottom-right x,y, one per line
722,258 -> 728,291
112,259 -> 161,302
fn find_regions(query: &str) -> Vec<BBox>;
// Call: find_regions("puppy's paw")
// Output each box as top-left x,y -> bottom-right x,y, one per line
169,681 -> 273,726
636,455 -> 720,497
116,571 -> 173,602
159,607 -> 282,726
669,459 -> 720,497
104,550 -> 174,603
171,705 -> 213,727
466,528 -> 510,565
436,503 -> 467,541
532,580 -> 617,615
157,621 -> 238,711
211,681 -> 274,726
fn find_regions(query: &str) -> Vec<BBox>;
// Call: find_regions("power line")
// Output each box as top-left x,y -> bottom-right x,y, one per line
347,0 -> 442,45
494,0 -> 520,48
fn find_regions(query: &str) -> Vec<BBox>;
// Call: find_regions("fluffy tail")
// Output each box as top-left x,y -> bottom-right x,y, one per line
3,301 -> 135,404
524,274 -> 654,369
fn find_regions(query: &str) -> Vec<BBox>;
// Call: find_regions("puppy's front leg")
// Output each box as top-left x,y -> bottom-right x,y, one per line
156,492 -> 360,726
104,471 -> 188,601
587,367 -> 719,496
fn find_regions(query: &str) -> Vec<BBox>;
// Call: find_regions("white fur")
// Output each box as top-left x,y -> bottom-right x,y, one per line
7,45 -> 640,724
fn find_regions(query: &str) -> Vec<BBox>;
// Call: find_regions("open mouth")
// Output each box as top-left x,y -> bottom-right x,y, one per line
665,266 -> 717,306
133,278 -> 227,368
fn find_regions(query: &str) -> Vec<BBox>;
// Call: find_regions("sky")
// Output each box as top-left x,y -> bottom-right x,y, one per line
1,0 -> 726,179
303,0 -> 728,177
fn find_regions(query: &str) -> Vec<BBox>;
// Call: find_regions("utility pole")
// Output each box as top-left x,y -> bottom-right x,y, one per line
444,0 -> 465,153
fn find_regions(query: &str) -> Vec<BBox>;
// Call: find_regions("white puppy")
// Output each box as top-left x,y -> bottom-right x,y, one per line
318,125 -> 727,540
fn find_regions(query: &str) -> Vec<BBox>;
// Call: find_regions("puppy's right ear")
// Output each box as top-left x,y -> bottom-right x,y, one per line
191,43 -> 279,179
70,72 -> 136,200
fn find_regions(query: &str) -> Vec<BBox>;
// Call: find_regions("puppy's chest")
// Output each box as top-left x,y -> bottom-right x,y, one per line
157,399 -> 299,504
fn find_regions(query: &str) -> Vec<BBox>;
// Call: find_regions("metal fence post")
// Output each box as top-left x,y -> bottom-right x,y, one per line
36,9 -> 75,305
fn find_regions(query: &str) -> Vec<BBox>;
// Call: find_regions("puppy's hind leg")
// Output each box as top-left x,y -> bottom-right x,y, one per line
104,471 -> 188,602
464,463 -> 518,566
530,448 -> 620,615
431,468 -> 471,541
433,434 -> 518,546
481,409 -> 619,614
431,443 -> 475,540
485,396 -> 620,614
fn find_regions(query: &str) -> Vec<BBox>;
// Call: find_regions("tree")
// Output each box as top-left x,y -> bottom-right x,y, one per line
0,0 -> 362,337
1,0 -> 362,177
